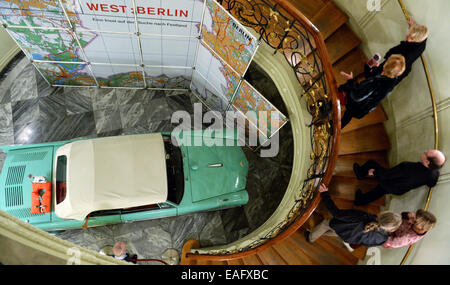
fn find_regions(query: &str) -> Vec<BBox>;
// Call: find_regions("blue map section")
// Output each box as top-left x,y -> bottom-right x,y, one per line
31,53 -> 43,60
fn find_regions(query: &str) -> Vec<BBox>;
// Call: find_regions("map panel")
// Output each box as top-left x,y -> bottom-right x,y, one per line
34,62 -> 96,86
194,41 -> 240,101
69,0 -> 204,36
91,64 -> 144,87
141,36 -> 197,67
145,66 -> 192,89
83,32 -> 140,65
225,105 -> 262,145
0,0 -> 69,29
7,26 -> 88,62
201,0 -> 258,76
191,70 -> 229,112
232,80 -> 288,138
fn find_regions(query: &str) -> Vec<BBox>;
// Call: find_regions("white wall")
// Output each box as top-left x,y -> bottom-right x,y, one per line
334,0 -> 450,265
0,26 -> 20,72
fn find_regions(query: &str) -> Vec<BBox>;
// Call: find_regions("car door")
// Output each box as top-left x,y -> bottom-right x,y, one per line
85,209 -> 122,228
120,202 -> 177,223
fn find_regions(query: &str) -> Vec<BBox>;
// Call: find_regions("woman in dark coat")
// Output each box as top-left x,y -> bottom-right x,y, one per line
338,54 -> 406,128
306,184 -> 402,248
372,18 -> 428,84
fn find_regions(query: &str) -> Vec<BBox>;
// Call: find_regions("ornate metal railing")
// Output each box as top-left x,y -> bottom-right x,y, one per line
184,0 -> 341,260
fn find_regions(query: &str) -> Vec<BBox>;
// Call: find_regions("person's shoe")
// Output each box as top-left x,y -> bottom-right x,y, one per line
305,231 -> 312,243
354,189 -> 365,206
353,163 -> 365,180
343,242 -> 355,252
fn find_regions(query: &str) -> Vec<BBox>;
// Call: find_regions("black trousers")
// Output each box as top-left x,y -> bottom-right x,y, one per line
355,185 -> 387,206
341,106 -> 365,129
359,160 -> 386,177
341,109 -> 353,129
354,160 -> 388,206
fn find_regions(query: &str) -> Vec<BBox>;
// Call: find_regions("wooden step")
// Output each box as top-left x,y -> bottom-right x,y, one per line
313,234 -> 357,264
328,176 -> 385,206
290,230 -> 350,265
196,259 -> 213,265
211,260 -> 228,265
342,105 -> 388,133
227,258 -> 245,265
272,240 -> 315,265
333,197 -> 381,215
289,0 -> 330,20
311,1 -> 349,40
241,254 -> 264,265
324,25 -> 362,64
334,151 -> 389,177
301,46 -> 367,88
333,48 -> 368,86
349,245 -> 368,260
339,123 -> 390,155
320,235 -> 361,263
285,234 -> 321,265
256,247 -> 288,265
303,24 -> 361,79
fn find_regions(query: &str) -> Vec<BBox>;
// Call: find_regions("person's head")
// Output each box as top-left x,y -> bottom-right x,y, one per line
406,24 -> 429,43
382,54 -> 406,78
364,211 -> 402,233
413,209 -> 437,234
421,149 -> 446,170
113,241 -> 127,258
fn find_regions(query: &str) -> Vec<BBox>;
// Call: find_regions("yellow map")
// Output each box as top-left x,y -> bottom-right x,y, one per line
232,80 -> 288,138
201,0 -> 258,76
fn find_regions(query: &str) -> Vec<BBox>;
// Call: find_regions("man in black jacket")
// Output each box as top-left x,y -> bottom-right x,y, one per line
353,149 -> 445,206
306,184 -> 401,248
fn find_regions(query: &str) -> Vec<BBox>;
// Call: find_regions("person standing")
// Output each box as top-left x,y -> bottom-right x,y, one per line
383,209 -> 437,249
306,184 -> 402,248
338,54 -> 406,128
353,149 -> 445,206
113,241 -> 138,264
366,18 -> 428,83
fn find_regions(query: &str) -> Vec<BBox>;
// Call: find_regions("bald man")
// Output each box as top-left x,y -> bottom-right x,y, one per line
353,150 -> 445,206
113,241 -> 137,264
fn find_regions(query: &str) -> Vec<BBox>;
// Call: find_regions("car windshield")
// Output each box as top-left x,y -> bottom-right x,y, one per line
56,155 -> 67,204
164,136 -> 184,204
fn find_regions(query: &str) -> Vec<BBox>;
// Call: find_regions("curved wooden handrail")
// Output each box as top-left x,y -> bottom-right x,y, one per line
396,0 -> 439,266
184,0 -> 341,262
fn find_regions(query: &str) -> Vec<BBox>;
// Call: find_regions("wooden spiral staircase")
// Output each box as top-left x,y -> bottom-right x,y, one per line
181,0 -> 391,265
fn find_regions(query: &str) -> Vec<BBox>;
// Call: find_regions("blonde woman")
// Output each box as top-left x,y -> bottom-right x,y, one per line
383,209 -> 437,249
306,184 -> 402,248
367,18 -> 428,84
338,54 -> 406,128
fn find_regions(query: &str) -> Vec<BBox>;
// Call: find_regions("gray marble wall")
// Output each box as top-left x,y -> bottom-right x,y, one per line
0,53 -> 293,262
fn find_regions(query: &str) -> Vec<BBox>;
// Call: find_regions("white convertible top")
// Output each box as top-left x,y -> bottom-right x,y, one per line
54,133 -> 168,221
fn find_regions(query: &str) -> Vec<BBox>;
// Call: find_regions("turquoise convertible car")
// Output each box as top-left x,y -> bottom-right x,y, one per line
0,129 -> 249,231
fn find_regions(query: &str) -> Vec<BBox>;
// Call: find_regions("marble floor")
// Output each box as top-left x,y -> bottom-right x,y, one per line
0,53 -> 293,262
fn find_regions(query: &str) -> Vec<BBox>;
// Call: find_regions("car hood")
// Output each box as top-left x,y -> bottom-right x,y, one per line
0,145 -> 54,224
183,140 -> 249,203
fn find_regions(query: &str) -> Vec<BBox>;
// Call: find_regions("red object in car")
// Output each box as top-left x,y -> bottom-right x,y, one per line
31,182 -> 52,214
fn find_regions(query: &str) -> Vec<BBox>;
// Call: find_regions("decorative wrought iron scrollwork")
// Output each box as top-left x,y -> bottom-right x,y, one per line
199,0 -> 335,255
